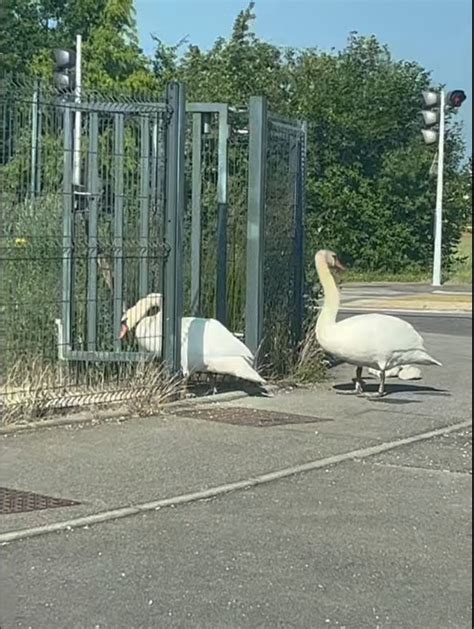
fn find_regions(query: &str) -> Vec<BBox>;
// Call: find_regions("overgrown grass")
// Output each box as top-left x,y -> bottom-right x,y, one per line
0,359 -> 184,424
270,313 -> 327,386
447,231 -> 472,285
344,269 -> 429,283
342,231 -> 472,286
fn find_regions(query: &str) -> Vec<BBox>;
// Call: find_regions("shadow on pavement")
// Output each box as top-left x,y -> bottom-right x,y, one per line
334,381 -> 450,405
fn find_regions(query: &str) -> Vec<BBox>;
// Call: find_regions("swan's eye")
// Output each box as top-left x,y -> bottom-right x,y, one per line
147,306 -> 161,317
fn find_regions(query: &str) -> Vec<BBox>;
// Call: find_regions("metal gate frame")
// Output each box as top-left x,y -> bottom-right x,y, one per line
58,82 -> 187,374
57,90 -> 304,372
245,96 -> 307,355
187,103 -> 229,323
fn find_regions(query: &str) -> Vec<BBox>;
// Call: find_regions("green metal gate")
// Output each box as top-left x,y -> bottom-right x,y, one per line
57,83 -> 186,373
0,77 -> 306,417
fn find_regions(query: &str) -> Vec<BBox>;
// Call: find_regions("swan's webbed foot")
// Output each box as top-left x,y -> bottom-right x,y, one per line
339,367 -> 365,395
339,388 -> 361,396
358,391 -> 387,400
358,371 -> 386,399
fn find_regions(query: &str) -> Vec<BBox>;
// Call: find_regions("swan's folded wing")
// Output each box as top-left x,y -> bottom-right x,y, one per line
336,313 -> 424,348
325,313 -> 427,366
181,317 -> 259,378
186,318 -> 254,360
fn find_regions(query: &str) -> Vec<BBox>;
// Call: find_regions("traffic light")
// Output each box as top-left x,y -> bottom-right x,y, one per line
421,90 -> 441,145
446,90 -> 467,108
419,87 -> 467,287
52,48 -> 76,92
421,88 -> 468,145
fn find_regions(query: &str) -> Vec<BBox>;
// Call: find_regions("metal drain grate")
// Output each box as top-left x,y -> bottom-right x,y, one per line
173,406 -> 333,427
0,487 -> 80,515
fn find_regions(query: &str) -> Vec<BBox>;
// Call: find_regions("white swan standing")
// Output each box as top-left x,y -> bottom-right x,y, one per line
119,293 -> 265,385
314,250 -> 442,397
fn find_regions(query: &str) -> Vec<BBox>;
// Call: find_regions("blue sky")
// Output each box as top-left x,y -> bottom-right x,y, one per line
135,0 -> 472,153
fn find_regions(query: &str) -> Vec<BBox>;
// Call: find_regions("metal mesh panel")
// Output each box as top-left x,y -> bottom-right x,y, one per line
227,111 -> 250,334
68,109 -> 167,354
0,82 -> 65,373
183,111 -> 219,319
0,77 -> 177,420
0,80 -> 305,417
262,114 -> 305,373
182,106 -> 249,333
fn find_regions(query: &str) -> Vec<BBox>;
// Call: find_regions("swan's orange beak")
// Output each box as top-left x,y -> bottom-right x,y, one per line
119,322 -> 129,340
335,258 -> 346,271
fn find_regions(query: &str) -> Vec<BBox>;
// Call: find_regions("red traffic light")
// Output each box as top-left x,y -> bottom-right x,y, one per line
447,90 -> 467,108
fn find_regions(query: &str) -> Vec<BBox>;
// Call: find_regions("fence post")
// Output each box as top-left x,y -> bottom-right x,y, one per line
61,105 -> 74,350
216,105 -> 229,325
293,122 -> 307,343
112,113 -> 125,352
30,79 -> 40,197
163,82 -> 186,374
190,113 -> 203,316
245,96 -> 267,355
86,112 -> 99,351
139,114 -> 151,298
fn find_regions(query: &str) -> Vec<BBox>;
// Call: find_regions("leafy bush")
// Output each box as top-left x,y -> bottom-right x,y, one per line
1,196 -> 63,365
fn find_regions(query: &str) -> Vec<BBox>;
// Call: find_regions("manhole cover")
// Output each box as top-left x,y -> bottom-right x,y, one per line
173,406 -> 332,427
0,487 -> 80,515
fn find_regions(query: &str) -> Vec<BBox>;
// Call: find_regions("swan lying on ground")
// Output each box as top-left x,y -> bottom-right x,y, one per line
314,249 -> 441,397
119,293 -> 265,385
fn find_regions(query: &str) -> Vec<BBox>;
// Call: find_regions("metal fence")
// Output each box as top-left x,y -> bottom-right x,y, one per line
245,97 -> 306,371
0,79 -> 306,420
0,78 -> 185,418
183,105 -> 251,334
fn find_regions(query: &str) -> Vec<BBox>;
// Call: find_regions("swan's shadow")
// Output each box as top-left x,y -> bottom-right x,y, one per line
186,374 -> 270,398
334,381 -> 450,404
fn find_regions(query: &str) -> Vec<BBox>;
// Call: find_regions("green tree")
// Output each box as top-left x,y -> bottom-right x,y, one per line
0,0 -> 156,92
151,9 -> 468,275
2,0 -> 469,278
152,2 -> 293,107
298,35 -> 467,273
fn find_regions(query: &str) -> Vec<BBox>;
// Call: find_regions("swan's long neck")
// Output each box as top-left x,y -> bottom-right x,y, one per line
315,255 -> 340,330
128,293 -> 163,331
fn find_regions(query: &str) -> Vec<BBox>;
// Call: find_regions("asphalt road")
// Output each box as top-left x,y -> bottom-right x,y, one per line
339,312 -> 472,337
0,313 -> 471,629
1,431 -> 471,629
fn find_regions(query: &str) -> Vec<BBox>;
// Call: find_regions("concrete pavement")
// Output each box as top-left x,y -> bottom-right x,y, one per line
0,317 -> 472,628
1,427 -> 471,628
0,329 -> 471,538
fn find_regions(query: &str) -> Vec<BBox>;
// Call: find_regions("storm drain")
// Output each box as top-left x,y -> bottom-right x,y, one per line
0,487 -> 80,515
173,406 -> 333,427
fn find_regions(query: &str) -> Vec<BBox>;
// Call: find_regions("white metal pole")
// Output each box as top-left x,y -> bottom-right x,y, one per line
432,89 -> 445,287
73,34 -> 82,187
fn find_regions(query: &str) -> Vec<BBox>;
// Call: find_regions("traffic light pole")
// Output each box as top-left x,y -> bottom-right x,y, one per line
432,90 -> 446,287
73,34 -> 82,187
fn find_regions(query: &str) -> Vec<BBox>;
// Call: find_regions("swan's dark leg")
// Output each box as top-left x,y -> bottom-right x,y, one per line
339,366 -> 365,395
354,366 -> 364,394
359,369 -> 387,399
378,370 -> 386,397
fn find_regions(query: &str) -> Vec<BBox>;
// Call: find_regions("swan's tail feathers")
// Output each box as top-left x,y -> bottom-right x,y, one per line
402,349 -> 442,367
421,351 -> 442,367
206,357 -> 266,384
233,360 -> 266,385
